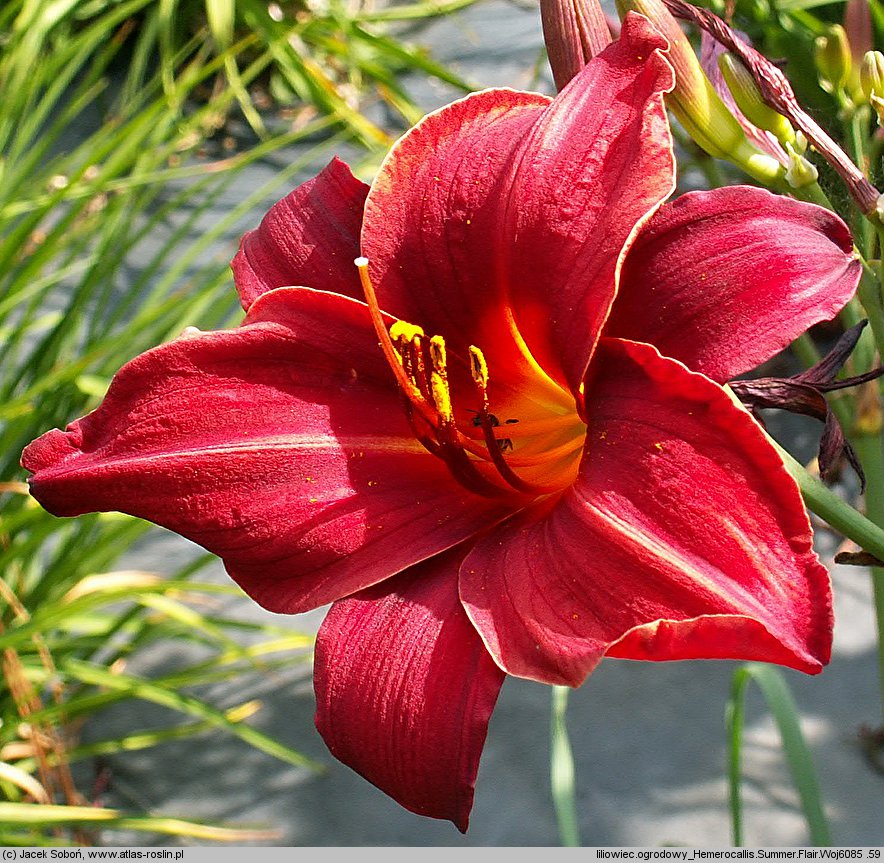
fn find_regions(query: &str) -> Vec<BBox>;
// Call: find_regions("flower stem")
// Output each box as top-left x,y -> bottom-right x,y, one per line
550,685 -> 581,847
771,439 -> 884,563
847,432 -> 884,723
849,107 -> 876,257
857,257 -> 884,366
774,437 -> 884,721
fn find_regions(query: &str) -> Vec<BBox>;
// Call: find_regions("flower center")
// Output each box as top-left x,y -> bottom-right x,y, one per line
356,257 -> 586,499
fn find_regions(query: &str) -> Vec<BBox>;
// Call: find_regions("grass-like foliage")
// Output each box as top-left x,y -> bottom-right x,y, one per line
0,0 -> 477,843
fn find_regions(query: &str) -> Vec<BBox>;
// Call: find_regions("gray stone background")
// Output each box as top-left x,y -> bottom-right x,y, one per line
80,0 -> 884,847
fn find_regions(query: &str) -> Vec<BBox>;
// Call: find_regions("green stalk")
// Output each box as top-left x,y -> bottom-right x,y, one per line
774,434 -> 884,722
857,256 -> 884,365
849,107 -> 876,257
550,685 -> 581,847
849,432 -> 884,722
772,440 -> 884,564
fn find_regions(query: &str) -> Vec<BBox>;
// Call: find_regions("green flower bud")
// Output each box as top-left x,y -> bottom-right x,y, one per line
814,25 -> 852,94
615,0 -> 782,185
860,50 -> 884,100
870,93 -> 884,127
784,142 -> 819,188
718,52 -> 796,146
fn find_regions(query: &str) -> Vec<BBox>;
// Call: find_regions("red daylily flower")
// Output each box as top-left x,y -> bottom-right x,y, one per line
22,15 -> 859,832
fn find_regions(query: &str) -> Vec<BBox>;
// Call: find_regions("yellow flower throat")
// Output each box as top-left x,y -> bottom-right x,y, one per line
356,257 -> 585,498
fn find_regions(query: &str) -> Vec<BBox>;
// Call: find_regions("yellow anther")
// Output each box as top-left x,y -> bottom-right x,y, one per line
428,336 -> 453,422
390,320 -> 425,343
429,335 -> 447,372
469,345 -> 489,390
431,371 -> 454,423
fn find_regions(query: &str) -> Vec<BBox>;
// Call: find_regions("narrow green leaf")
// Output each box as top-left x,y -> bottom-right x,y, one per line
550,685 -> 582,847
726,663 -> 831,846
60,657 -> 322,770
0,803 -> 279,842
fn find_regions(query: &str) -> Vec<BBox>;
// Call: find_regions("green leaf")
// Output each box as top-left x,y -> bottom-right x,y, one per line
726,663 -> 831,846
0,803 -> 280,842
550,686 -> 581,847
59,657 -> 323,771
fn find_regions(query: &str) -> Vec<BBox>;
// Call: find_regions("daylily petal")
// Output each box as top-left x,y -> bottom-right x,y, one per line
362,14 -> 675,395
501,12 -> 676,391
314,549 -> 505,833
231,157 -> 369,311
459,338 -> 832,687
22,288 -> 514,614
360,86 -> 550,382
606,186 -> 860,382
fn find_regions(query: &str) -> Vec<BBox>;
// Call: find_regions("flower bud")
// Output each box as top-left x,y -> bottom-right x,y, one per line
718,52 -> 796,146
814,25 -> 852,94
540,0 -> 612,90
784,142 -> 819,188
845,0 -> 873,99
862,52 -> 884,125
615,0 -> 782,184
870,93 -> 884,127
860,50 -> 884,100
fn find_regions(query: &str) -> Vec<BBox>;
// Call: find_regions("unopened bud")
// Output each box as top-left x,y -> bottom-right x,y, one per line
615,0 -> 782,185
718,52 -> 796,146
845,0 -> 873,99
860,50 -> 884,100
784,142 -> 819,188
814,25 -> 852,94
540,0 -> 612,90
871,93 -> 884,127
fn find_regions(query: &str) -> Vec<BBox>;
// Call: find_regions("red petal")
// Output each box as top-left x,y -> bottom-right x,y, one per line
361,15 -> 675,396
459,338 -> 832,687
314,549 -> 505,832
606,186 -> 861,381
231,157 -> 369,311
501,13 -> 676,391
23,289 -> 513,613
360,87 -> 550,380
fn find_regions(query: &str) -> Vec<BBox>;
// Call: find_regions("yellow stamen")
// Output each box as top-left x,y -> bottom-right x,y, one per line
428,335 -> 453,423
469,345 -> 489,391
429,335 -> 447,371
390,320 -> 425,343
431,372 -> 454,423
